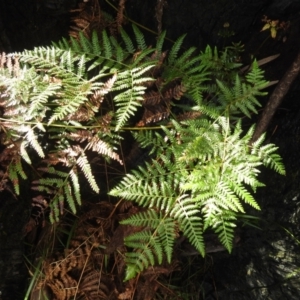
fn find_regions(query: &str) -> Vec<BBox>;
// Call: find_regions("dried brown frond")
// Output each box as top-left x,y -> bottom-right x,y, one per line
79,269 -> 113,299
0,52 -> 20,76
69,130 -> 93,143
80,202 -> 115,229
117,200 -> 133,213
137,108 -> 170,126
39,148 -> 76,167
176,111 -> 202,122
116,0 -> 127,33
143,90 -> 162,106
69,0 -> 105,39
0,52 -> 7,68
150,50 -> 168,78
3,104 -> 27,117
155,0 -> 167,35
89,74 -> 117,108
163,83 -> 186,100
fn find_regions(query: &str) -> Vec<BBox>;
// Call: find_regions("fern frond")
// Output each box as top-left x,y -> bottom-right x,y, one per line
120,27 -> 135,54
168,34 -> 186,64
256,144 -> 286,175
20,141 -> 32,165
24,126 -> 45,158
78,31 -> 93,53
113,65 -> 154,130
122,209 -> 177,281
102,30 -> 112,59
132,24 -> 147,50
211,211 -> 236,253
109,161 -> 181,211
124,241 -> 155,280
121,209 -> 163,228
170,195 -> 205,256
76,150 -> 99,193
69,167 -> 81,206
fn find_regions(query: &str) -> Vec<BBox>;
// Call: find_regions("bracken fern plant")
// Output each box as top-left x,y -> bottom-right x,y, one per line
0,25 -> 284,280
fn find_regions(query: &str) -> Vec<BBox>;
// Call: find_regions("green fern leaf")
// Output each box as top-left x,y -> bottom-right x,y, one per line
132,24 -> 147,50
63,182 -> 76,214
212,211 -> 236,253
69,167 -> 81,205
120,28 -> 135,54
102,30 -> 112,59
76,151 -> 99,193
170,195 -> 205,256
168,34 -> 186,64
25,126 -> 45,158
113,65 -> 154,130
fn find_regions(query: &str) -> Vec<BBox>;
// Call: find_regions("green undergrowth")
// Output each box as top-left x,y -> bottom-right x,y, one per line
0,24 -> 285,281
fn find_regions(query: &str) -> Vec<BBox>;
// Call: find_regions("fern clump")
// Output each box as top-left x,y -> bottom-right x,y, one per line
0,25 -> 284,280
109,29 -> 284,280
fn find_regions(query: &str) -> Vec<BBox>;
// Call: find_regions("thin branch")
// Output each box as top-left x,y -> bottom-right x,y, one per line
251,50 -> 300,142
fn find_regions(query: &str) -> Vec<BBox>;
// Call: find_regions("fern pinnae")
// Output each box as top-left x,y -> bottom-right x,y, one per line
213,211 -> 236,252
155,30 -> 166,55
113,65 -> 154,131
216,180 -> 245,213
27,81 -> 60,118
70,167 -> 81,206
63,182 -> 76,214
77,54 -> 86,78
131,48 -> 156,67
132,24 -> 147,51
157,217 -> 177,263
102,30 -> 112,59
168,34 -> 186,64
20,141 -> 32,165
69,36 -> 82,53
171,195 -> 205,256
257,144 -> 285,175
121,209 -> 162,227
49,197 -> 60,223
78,31 -> 93,54
110,35 -> 125,63
91,30 -> 101,54
174,47 -> 197,67
25,126 -> 45,158
15,157 -> 27,180
76,150 -> 99,193
8,162 -> 20,194
230,181 -> 260,210
120,27 -> 135,54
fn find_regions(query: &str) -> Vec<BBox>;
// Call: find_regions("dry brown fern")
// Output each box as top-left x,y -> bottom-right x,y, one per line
155,0 -> 167,35
116,0 -> 127,33
31,201 -> 189,299
33,203 -> 117,299
69,0 -> 104,39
